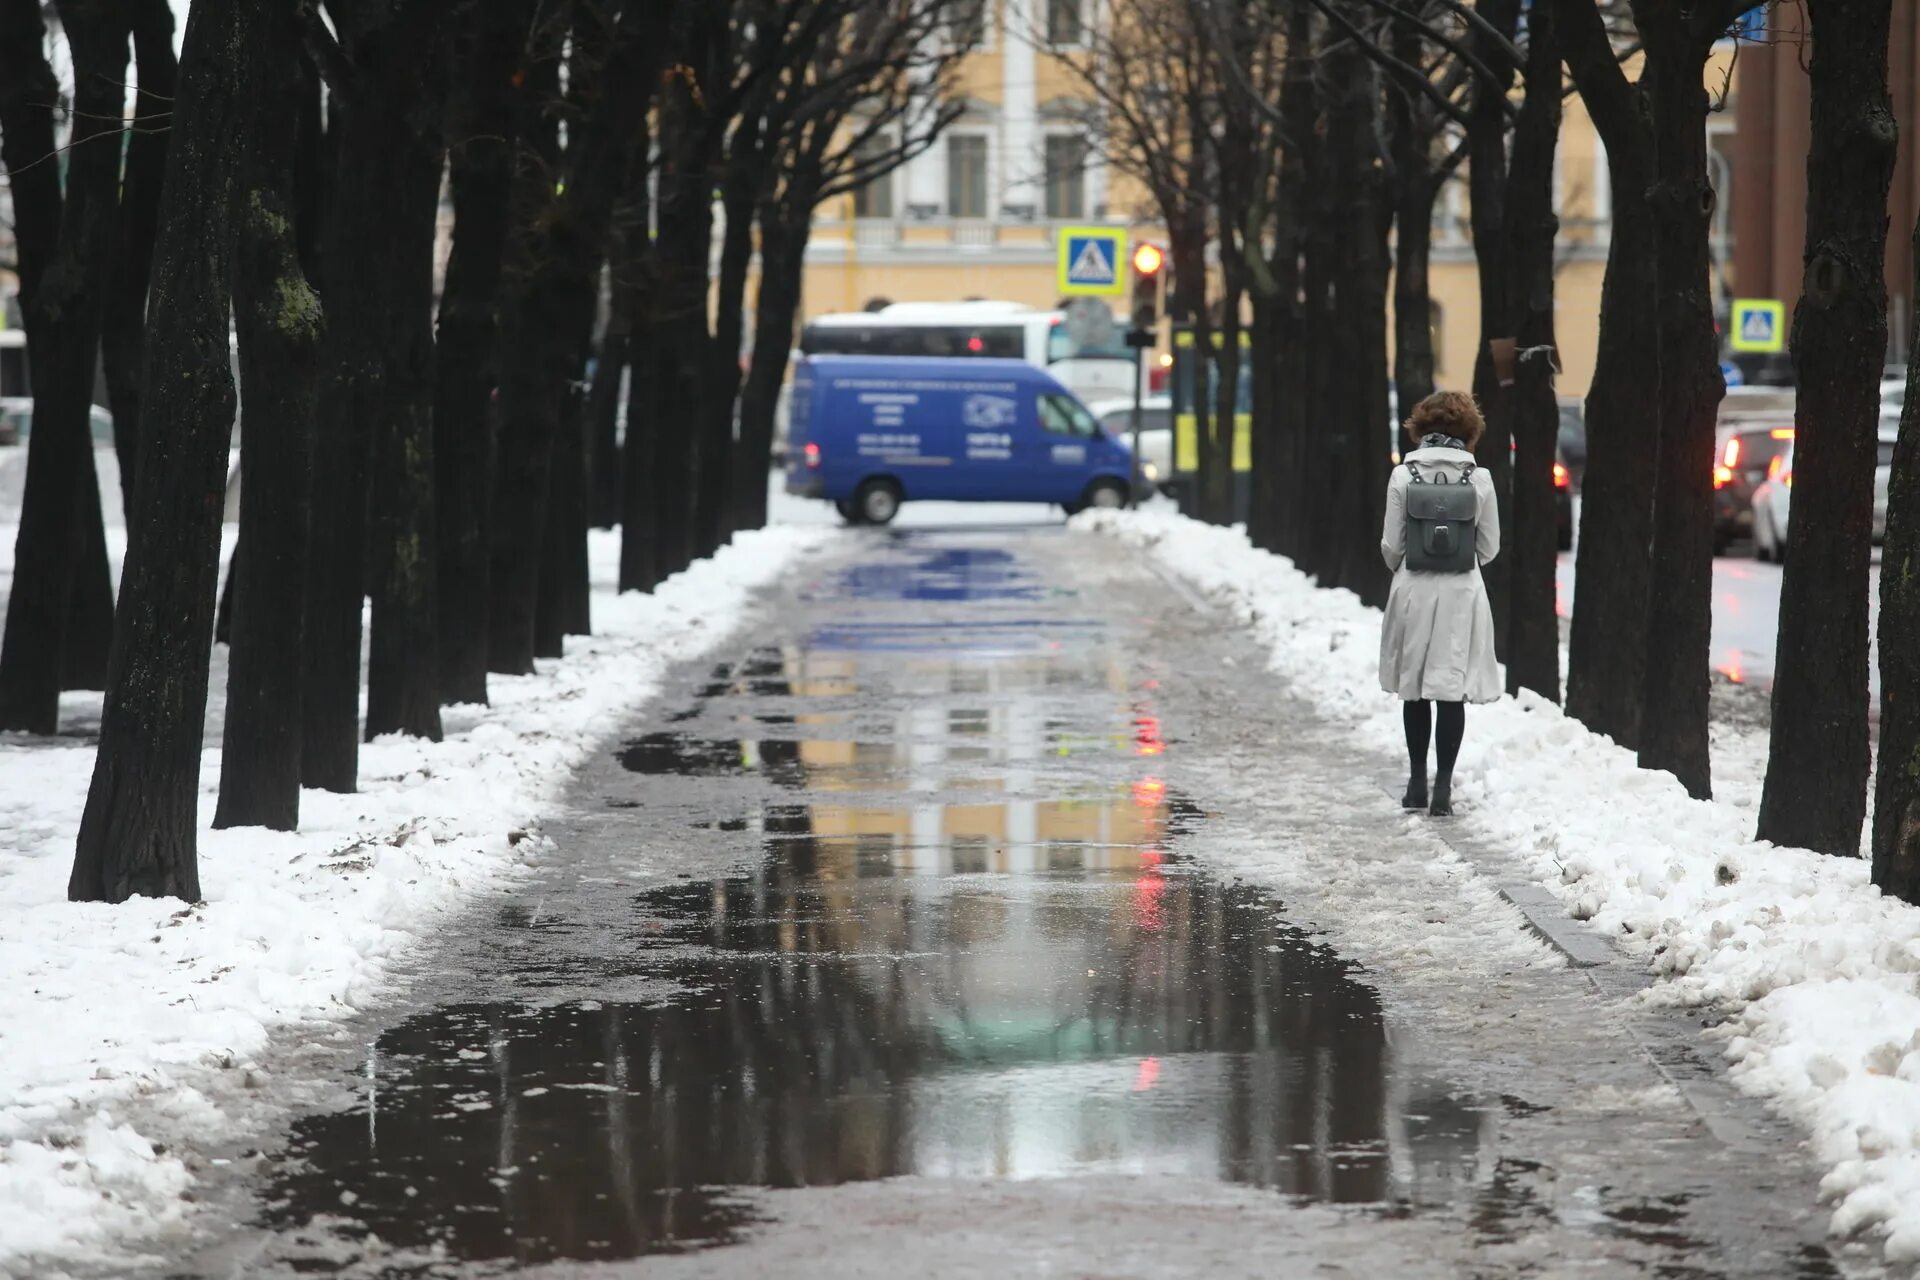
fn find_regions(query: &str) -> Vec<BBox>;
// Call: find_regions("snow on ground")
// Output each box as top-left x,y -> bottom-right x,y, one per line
0,522 -> 832,1278
1075,508 -> 1920,1267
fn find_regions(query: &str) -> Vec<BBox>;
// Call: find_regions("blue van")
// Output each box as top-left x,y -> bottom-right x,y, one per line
784,355 -> 1137,525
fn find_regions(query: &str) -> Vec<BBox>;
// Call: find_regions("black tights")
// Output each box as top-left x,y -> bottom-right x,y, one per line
1403,699 -> 1464,785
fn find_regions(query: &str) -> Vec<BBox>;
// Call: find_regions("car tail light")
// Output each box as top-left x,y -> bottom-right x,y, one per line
1722,437 -> 1741,468
1767,454 -> 1783,481
1552,462 -> 1569,489
1148,365 -> 1170,392
804,442 -> 821,470
1713,465 -> 1734,488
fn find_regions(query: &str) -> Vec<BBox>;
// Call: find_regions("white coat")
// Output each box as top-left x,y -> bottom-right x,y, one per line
1378,444 -> 1502,704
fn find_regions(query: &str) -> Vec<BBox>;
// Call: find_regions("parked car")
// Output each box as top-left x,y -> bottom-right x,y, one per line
1556,398 -> 1587,489
1087,395 -> 1171,500
784,355 -> 1137,524
1713,421 -> 1796,553
1751,443 -> 1792,562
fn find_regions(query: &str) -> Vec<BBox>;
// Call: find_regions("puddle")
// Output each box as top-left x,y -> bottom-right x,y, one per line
240,531 -> 1824,1276
264,825 -> 1466,1266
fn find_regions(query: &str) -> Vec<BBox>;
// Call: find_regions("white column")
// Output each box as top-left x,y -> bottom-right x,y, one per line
1001,0 -> 1038,216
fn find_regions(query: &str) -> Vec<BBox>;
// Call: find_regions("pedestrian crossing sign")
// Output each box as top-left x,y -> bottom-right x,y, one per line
1057,226 -> 1128,297
1730,298 -> 1786,353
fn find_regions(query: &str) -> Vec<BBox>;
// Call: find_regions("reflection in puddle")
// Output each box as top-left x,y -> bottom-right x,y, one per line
259,535 -> 1484,1269
268,828 -> 1495,1266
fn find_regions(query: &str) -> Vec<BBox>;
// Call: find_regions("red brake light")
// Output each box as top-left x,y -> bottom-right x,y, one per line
1713,465 -> 1734,489
804,442 -> 821,470
966,335 -> 984,353
1148,365 -> 1169,392
1553,462 -> 1569,488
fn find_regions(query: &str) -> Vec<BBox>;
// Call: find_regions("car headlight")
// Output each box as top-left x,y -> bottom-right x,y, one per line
1142,461 -> 1159,483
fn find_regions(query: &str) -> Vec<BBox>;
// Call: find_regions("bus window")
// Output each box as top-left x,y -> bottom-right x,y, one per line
800,323 -> 1022,359
1046,321 -> 1131,364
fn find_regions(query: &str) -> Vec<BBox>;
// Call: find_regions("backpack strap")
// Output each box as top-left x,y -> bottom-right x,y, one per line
1407,461 -> 1425,485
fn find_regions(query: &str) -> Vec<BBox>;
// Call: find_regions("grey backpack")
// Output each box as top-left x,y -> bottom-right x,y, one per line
1403,460 -> 1478,573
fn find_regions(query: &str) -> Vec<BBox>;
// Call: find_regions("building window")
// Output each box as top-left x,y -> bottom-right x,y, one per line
948,0 -> 989,48
947,134 -> 988,218
1047,0 -> 1084,45
852,133 -> 894,218
1043,135 -> 1086,219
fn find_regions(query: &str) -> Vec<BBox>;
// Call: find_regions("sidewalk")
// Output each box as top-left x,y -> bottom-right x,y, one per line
1078,507 -> 1920,1270
0,521 -> 830,1277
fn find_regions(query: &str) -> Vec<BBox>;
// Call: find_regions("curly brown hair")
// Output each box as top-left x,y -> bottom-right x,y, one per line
1404,390 -> 1486,450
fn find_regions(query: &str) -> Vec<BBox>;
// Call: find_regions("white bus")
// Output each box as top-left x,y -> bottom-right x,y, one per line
798,300 -> 1148,406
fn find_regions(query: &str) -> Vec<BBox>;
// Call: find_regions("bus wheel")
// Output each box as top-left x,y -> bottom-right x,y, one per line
855,478 -> 902,526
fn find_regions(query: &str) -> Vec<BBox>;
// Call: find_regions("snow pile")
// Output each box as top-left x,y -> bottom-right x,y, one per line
1076,508 -> 1920,1264
0,524 -> 830,1277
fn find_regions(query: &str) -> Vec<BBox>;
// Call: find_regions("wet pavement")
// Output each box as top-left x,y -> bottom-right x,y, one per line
167,525 -> 1865,1279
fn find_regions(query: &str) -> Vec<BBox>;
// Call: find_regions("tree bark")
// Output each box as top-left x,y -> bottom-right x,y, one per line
69,0 -> 282,902
618,111 -> 663,592
705,143 -> 761,553
1634,7 -> 1733,799
733,207 -> 806,535
489,2 -> 647,672
100,0 -> 178,521
1325,34 -> 1393,610
216,116 -> 323,831
1877,218 -> 1920,900
434,0 -> 534,706
1465,0 -> 1519,659
1760,0 -> 1895,856
1560,0 -> 1660,750
0,0 -> 121,729
1502,0 -> 1562,702
360,2 -> 450,744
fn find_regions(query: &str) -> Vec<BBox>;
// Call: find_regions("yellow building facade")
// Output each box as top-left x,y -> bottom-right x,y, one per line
782,15 -> 1745,405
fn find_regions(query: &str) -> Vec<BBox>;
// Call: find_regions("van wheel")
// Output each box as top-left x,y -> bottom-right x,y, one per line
1081,480 -> 1128,511
834,499 -> 859,524
855,478 -> 902,526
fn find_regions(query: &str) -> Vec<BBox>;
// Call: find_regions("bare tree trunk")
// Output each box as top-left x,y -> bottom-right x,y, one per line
1560,0 -> 1659,750
1876,218 -> 1920,900
1386,16 -> 1442,418
1634,9 -> 1731,800
1503,0 -> 1562,702
101,0 -> 178,521
69,0 -> 282,902
1465,0 -> 1519,659
618,115 -> 663,592
357,2 -> 451,744
1761,0 -> 1895,856
588,274 -> 629,531
216,88 -> 324,831
434,0 -> 533,706
707,148 -> 761,550
734,208 -> 807,534
0,0 -> 120,729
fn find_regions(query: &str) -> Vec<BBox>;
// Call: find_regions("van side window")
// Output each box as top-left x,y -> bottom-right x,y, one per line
1037,393 -> 1101,437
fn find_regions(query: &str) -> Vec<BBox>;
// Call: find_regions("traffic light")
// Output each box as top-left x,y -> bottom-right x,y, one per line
1130,242 -> 1165,332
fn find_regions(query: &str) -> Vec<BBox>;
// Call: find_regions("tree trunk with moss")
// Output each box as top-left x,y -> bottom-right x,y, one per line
217,124 -> 324,830
69,0 -> 286,902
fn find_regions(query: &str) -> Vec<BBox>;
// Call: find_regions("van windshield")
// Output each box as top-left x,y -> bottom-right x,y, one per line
801,324 -> 1024,359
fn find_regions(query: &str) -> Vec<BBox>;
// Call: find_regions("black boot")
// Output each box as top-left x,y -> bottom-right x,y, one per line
1429,778 -> 1453,817
1402,777 -> 1428,810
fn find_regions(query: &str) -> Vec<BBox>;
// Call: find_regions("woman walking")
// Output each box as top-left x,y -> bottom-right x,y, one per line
1379,391 -> 1502,816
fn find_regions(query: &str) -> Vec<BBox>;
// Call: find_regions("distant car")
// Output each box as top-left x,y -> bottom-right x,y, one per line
1087,395 -> 1170,500
1556,398 -> 1587,489
1752,443 -> 1792,563
1713,421 -> 1795,553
